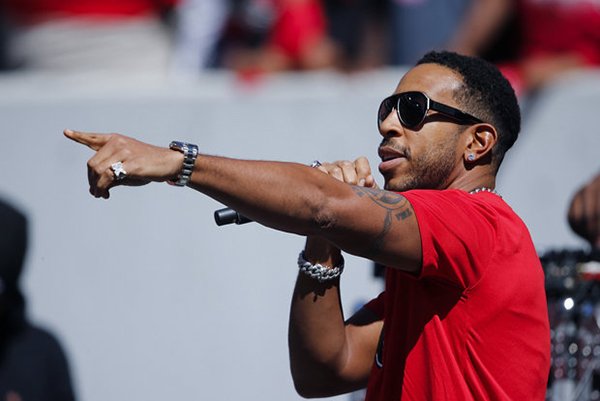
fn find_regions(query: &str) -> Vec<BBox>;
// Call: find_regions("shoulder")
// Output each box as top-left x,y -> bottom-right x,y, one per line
401,189 -> 526,258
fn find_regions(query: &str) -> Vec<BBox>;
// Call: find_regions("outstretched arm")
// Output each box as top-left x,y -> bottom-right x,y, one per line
64,130 -> 422,272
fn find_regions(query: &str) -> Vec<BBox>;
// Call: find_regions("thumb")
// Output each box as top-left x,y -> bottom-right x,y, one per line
64,129 -> 110,151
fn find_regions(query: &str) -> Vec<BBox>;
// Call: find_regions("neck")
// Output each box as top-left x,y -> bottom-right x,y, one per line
445,171 -> 497,193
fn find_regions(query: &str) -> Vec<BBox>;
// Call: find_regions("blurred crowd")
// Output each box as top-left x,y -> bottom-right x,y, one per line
0,0 -> 597,95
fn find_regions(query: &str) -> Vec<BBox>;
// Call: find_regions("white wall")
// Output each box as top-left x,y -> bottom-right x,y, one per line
0,68 -> 598,401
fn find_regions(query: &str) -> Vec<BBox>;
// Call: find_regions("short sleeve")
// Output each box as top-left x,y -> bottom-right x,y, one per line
402,190 -> 499,289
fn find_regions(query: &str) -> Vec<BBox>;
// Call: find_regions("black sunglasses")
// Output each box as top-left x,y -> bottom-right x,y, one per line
378,91 -> 483,130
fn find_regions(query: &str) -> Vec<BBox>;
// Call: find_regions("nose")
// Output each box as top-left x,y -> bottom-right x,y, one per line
378,107 -> 403,139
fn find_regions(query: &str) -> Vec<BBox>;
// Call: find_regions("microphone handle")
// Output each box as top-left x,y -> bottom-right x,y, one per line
214,208 -> 253,226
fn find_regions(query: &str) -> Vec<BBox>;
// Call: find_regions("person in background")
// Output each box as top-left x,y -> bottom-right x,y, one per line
448,0 -> 600,96
170,0 -> 229,72
389,0 -> 476,66
0,0 -> 179,74
0,198 -> 76,401
220,0 -> 339,73
569,173 -> 600,250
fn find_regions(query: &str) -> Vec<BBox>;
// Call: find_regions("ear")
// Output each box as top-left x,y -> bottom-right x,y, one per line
462,124 -> 498,164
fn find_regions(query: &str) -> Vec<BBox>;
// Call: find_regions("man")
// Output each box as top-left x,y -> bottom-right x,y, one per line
65,51 -> 550,400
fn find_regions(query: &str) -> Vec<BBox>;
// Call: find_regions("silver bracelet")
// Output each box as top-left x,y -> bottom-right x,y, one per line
297,251 -> 344,282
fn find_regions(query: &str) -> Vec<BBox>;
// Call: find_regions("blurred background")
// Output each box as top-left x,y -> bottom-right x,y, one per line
0,0 -> 598,400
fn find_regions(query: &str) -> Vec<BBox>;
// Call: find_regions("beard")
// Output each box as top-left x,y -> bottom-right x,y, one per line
381,134 -> 459,192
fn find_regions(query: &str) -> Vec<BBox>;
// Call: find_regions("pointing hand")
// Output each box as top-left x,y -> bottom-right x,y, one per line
64,129 -> 183,199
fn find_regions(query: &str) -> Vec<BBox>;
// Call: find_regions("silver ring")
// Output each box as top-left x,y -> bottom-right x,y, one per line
110,161 -> 127,181
310,160 -> 322,168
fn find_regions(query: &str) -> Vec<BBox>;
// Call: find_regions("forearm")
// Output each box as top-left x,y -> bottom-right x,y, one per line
186,154 -> 349,236
185,154 -> 420,271
288,237 -> 363,397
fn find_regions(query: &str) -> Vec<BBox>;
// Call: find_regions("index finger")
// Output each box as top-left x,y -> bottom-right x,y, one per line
64,129 -> 110,151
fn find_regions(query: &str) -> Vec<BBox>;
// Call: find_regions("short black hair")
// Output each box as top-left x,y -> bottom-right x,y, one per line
416,51 -> 520,170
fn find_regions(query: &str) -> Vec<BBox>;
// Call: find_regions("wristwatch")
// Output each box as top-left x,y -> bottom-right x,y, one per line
168,141 -> 199,186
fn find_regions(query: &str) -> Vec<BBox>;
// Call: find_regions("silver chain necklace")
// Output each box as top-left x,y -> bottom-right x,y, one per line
469,187 -> 501,197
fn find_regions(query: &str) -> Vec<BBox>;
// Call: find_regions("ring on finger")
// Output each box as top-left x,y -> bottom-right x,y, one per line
310,160 -> 322,168
110,161 -> 127,181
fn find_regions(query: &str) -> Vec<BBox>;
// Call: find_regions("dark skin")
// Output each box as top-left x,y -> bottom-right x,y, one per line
65,63 -> 500,396
568,173 -> 600,248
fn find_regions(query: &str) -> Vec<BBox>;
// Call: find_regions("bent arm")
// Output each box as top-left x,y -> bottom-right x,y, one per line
289,236 -> 382,397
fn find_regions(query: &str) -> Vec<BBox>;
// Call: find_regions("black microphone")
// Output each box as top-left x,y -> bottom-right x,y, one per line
214,208 -> 253,226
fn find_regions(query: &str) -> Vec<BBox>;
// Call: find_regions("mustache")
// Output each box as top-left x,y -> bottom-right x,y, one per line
379,138 -> 411,159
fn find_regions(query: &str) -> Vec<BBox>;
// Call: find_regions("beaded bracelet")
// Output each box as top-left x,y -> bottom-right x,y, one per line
297,251 -> 344,282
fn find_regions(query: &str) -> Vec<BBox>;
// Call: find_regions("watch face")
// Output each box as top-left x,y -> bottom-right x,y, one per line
170,141 -> 198,157
169,141 -> 185,151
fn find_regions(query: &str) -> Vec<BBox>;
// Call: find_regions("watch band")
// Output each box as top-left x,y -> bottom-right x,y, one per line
169,141 -> 199,186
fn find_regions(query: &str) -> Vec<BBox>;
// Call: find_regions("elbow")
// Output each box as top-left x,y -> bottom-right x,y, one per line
292,375 -> 335,399
292,379 -> 319,399
290,357 -> 347,398
290,363 -> 323,398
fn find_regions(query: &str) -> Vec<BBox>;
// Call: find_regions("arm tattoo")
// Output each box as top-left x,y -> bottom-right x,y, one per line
351,186 -> 413,255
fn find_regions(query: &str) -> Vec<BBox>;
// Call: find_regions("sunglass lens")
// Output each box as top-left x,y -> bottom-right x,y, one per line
378,96 -> 397,126
398,93 -> 426,128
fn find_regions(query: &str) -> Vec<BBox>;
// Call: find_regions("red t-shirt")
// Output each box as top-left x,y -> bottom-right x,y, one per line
364,189 -> 550,401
